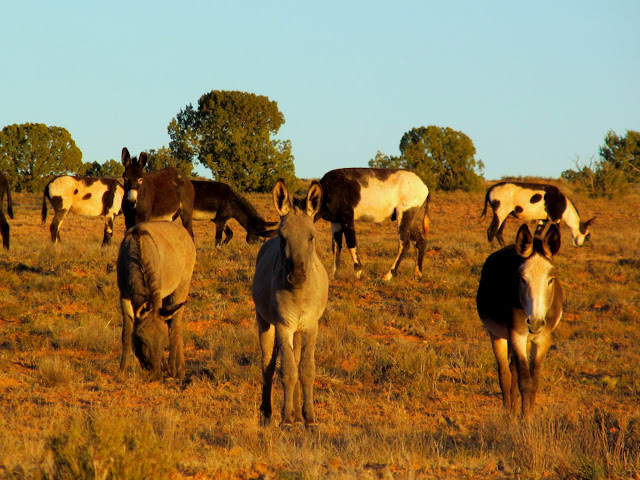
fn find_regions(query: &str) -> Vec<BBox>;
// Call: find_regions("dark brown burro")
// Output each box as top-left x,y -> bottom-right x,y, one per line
477,224 -> 563,419
121,147 -> 195,239
117,221 -> 196,380
0,171 -> 14,249
192,179 -> 278,246
252,179 -> 329,429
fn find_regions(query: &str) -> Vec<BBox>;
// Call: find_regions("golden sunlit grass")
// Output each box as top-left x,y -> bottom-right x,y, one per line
0,185 -> 639,479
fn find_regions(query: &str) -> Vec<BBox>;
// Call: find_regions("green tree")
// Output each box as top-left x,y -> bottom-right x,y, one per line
368,150 -> 403,169
168,90 -> 296,192
0,123 -> 83,192
368,126 -> 484,191
599,130 -> 640,182
562,130 -> 640,197
81,159 -> 124,177
146,146 -> 193,175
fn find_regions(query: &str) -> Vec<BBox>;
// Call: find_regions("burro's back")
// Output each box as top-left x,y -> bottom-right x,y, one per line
252,179 -> 328,429
117,220 -> 196,380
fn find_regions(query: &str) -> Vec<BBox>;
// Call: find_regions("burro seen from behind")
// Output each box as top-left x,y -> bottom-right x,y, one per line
117,221 -> 196,380
476,223 -> 563,420
252,179 -> 328,428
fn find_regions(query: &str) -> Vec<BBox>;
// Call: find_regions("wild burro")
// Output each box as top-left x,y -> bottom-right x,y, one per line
42,175 -> 124,246
0,171 -> 14,249
481,181 -> 595,247
121,147 -> 195,239
191,179 -> 278,246
252,179 -> 328,428
117,221 -> 196,380
316,168 -> 430,280
477,224 -> 563,419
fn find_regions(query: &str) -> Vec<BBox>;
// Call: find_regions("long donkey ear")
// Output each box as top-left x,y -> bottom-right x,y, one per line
273,178 -> 291,216
122,147 -> 131,167
542,223 -> 561,258
305,180 -> 323,217
159,302 -> 185,321
139,152 -> 148,169
515,224 -> 534,258
135,301 -> 152,320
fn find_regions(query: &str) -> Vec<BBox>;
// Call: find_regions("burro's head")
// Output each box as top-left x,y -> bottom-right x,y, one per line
572,217 -> 596,247
133,301 -> 184,378
272,179 -> 323,289
515,224 -> 561,334
121,147 -> 147,206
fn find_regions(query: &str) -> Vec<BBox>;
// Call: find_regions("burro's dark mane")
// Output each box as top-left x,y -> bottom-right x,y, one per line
232,189 -> 263,222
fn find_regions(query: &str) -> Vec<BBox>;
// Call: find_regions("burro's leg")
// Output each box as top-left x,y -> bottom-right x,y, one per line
257,314 -> 277,424
342,215 -> 363,278
383,209 -> 413,280
293,331 -> 304,424
50,209 -> 68,243
276,325 -> 298,426
330,223 -> 343,277
528,333 -> 552,417
102,214 -> 114,246
510,331 -> 534,419
490,333 -> 513,412
300,327 -> 318,428
0,210 -> 9,249
120,298 -> 135,372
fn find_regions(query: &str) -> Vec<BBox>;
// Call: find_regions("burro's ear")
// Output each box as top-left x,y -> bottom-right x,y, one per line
542,223 -> 561,258
135,301 -> 152,320
515,224 -> 534,258
273,178 -> 291,216
305,180 -> 323,217
122,147 -> 131,167
139,152 -> 148,169
159,302 -> 185,321
256,229 -> 278,239
584,217 -> 596,228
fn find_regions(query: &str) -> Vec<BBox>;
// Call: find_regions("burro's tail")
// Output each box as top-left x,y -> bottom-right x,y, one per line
421,191 -> 431,237
42,181 -> 51,225
479,188 -> 491,221
6,185 -> 13,219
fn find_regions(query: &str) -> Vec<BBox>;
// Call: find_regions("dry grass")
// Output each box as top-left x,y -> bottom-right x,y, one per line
0,186 -> 639,479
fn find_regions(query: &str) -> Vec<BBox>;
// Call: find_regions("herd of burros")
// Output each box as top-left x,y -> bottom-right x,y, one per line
0,148 -> 596,424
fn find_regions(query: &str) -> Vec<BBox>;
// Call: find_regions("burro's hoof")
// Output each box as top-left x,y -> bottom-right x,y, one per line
382,271 -> 394,281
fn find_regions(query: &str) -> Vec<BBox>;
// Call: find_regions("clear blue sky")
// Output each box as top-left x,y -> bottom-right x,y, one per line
2,1 -> 638,181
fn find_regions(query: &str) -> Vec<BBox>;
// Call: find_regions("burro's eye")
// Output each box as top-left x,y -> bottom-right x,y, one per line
519,276 -> 526,285
309,234 -> 315,243
548,277 -> 555,285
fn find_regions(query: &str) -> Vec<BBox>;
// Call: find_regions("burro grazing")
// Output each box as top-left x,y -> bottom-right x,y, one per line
121,147 -> 195,239
252,179 -> 328,428
0,171 -> 14,249
316,168 -> 430,280
481,181 -> 595,247
42,176 -> 124,246
117,221 -> 196,380
191,179 -> 278,246
477,223 -> 563,419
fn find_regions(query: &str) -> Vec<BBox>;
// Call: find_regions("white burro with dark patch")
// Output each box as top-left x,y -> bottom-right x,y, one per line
252,179 -> 328,428
476,224 -> 563,419
117,221 -> 196,380
42,176 -> 124,246
481,181 -> 595,247
317,168 -> 430,280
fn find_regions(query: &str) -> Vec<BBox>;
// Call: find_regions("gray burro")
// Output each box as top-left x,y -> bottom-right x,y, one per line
252,179 -> 329,429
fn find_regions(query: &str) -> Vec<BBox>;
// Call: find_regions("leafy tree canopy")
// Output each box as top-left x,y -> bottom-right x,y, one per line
168,90 -> 296,192
369,125 -> 484,191
146,146 -> 193,175
0,123 -> 83,192
81,159 -> 124,177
